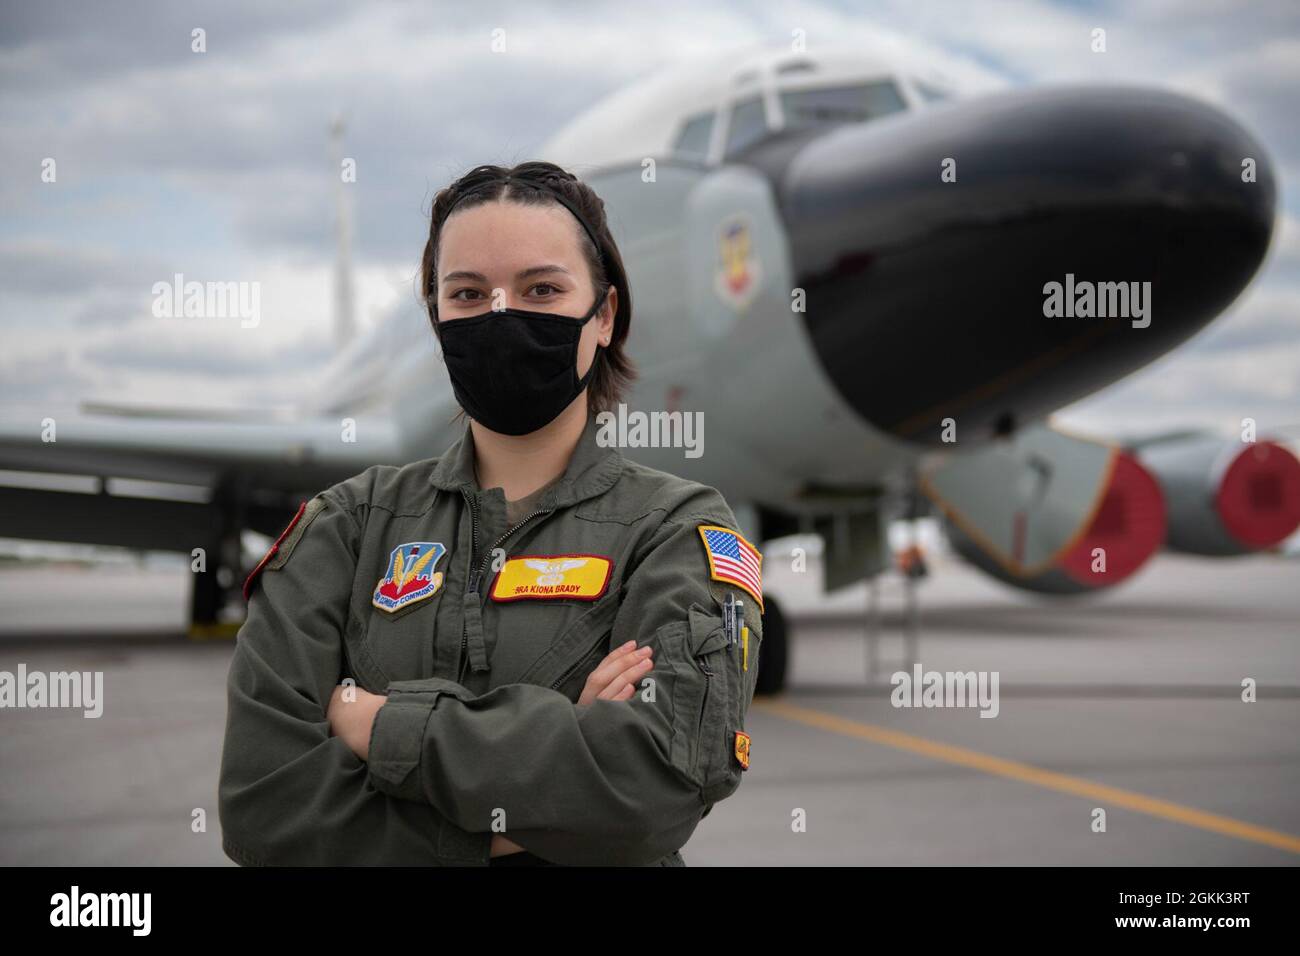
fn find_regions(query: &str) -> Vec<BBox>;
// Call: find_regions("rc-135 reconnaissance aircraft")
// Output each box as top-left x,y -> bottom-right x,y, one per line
2,46 -> 1296,694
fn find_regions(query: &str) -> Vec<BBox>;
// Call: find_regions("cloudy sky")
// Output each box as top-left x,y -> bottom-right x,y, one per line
2,0 -> 1297,441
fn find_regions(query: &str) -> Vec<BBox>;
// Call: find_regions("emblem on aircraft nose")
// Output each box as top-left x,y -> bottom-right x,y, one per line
714,214 -> 762,312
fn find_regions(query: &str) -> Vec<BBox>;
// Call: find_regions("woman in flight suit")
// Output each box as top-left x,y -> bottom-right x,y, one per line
217,162 -> 763,867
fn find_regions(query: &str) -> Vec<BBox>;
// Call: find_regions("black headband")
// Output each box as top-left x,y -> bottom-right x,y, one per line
438,175 -> 604,255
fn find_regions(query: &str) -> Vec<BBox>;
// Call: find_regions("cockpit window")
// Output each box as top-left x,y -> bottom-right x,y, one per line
913,80 -> 951,103
673,111 -> 714,159
724,96 -> 768,156
779,81 -> 906,127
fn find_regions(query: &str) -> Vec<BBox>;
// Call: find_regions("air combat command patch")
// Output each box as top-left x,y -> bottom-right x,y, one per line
372,542 -> 447,613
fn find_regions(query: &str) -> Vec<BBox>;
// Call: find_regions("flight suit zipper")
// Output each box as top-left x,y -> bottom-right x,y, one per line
457,486 -> 555,682
549,629 -> 610,691
696,653 -> 713,741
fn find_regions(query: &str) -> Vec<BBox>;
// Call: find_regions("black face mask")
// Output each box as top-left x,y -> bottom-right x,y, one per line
432,285 -> 609,436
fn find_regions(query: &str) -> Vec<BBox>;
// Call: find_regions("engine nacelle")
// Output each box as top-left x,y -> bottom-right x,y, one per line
920,426 -> 1167,595
942,449 -> 1167,594
1135,437 -> 1300,556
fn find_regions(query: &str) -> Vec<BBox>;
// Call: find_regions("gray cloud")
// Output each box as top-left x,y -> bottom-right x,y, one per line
0,240 -> 168,300
0,0 -> 355,89
1,0 -> 1297,433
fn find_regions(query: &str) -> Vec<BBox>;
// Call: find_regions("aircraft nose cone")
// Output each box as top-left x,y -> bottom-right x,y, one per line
780,85 -> 1277,445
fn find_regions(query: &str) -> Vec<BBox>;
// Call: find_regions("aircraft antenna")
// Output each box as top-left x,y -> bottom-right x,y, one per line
329,113 -> 357,348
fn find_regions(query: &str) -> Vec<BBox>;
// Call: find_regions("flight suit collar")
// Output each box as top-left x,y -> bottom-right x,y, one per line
428,412 -> 624,508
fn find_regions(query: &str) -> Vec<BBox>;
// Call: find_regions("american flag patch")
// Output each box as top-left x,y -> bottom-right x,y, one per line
697,525 -> 763,610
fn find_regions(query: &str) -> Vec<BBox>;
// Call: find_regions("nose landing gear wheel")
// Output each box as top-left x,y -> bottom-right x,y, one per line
755,595 -> 788,695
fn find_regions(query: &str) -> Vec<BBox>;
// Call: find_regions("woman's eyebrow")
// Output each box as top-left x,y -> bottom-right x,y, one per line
441,269 -> 488,283
441,264 -> 572,284
516,264 -> 572,280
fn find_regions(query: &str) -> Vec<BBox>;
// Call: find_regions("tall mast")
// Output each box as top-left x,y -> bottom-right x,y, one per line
329,113 -> 356,348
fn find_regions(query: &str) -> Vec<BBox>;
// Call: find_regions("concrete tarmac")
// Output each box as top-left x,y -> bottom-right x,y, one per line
0,551 -> 1296,865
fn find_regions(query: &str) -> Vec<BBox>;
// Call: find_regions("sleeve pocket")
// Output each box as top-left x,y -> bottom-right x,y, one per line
685,604 -> 746,803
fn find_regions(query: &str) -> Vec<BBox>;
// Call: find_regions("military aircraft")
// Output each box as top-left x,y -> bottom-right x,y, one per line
2,46 -> 1296,694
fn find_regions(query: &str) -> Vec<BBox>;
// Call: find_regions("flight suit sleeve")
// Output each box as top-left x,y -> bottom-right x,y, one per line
217,490 -> 489,866
365,487 -> 763,866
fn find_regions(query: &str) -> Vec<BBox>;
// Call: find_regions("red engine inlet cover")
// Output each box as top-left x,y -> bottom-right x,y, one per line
1215,440 -> 1300,549
1058,449 -> 1167,586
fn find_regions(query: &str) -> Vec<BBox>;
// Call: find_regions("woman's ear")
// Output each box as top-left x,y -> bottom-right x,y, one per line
598,286 -> 617,345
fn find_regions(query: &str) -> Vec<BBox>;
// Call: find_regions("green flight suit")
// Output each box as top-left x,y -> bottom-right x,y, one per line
218,410 -> 763,866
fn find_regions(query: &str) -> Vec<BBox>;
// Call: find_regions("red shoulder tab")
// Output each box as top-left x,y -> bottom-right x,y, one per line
243,500 -> 309,600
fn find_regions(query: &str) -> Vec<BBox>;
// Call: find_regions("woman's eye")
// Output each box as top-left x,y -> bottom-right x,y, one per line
450,288 -> 483,302
529,283 -> 560,297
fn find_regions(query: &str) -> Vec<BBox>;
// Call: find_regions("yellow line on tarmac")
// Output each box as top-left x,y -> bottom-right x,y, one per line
754,697 -> 1300,855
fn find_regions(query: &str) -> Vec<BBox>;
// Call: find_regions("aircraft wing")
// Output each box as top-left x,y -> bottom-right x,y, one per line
0,407 -> 411,552
0,410 -> 405,490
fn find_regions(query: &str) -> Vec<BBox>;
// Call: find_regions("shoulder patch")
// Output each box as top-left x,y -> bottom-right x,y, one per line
242,496 -> 328,600
372,542 -> 447,613
697,524 -> 763,610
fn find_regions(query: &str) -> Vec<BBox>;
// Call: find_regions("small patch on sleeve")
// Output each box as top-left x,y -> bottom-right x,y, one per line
697,524 -> 763,610
734,730 -> 751,770
242,496 -> 327,600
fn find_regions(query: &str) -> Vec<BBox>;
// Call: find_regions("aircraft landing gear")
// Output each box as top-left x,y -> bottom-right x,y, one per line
188,562 -> 244,638
189,490 -> 245,638
190,564 -> 225,627
755,595 -> 788,695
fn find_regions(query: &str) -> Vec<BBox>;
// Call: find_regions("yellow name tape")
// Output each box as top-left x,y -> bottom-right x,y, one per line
490,554 -> 613,602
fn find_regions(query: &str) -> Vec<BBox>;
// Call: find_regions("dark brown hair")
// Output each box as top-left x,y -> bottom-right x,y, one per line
420,161 -> 636,416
